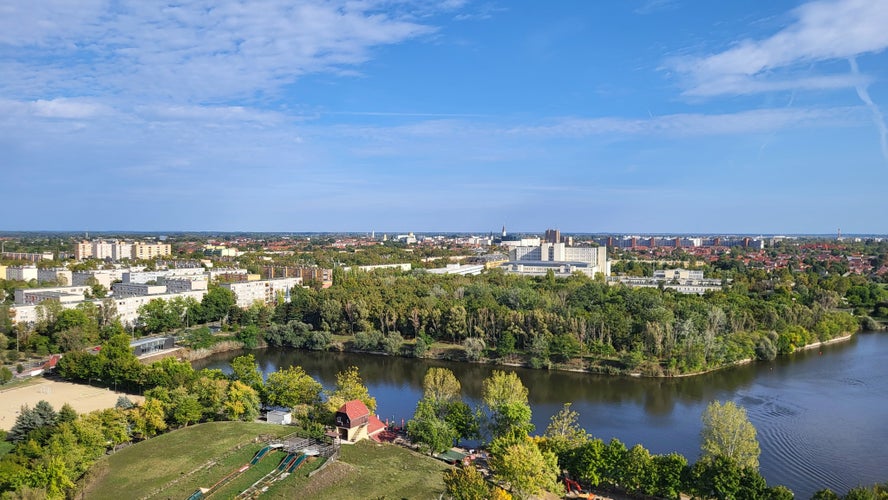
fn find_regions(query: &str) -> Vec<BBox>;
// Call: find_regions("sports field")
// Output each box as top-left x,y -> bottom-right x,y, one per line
0,378 -> 143,430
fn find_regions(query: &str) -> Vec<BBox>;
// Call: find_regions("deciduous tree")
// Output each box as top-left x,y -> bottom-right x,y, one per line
700,400 -> 760,469
422,367 -> 461,406
325,366 -> 376,413
489,437 -> 561,498
264,366 -> 322,409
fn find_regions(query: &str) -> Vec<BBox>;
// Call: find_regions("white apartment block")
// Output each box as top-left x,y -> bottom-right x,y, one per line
222,277 -> 302,308
163,278 -> 208,294
6,266 -> 39,282
111,283 -> 169,298
207,268 -> 248,281
501,237 -> 542,248
112,242 -> 132,261
37,268 -> 73,286
123,268 -> 206,284
14,286 -> 92,305
72,269 -> 126,288
9,289 -> 208,327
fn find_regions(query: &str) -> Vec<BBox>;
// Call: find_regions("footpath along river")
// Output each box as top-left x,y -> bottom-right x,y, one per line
195,331 -> 888,498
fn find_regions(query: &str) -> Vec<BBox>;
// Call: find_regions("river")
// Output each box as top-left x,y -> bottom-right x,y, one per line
194,332 -> 888,498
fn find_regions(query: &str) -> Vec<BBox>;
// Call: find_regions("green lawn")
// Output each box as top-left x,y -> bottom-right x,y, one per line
81,421 -> 294,500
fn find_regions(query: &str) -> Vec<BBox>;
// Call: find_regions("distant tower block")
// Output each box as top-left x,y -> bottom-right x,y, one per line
545,228 -> 561,244
837,228 -> 842,240
502,225 -> 507,238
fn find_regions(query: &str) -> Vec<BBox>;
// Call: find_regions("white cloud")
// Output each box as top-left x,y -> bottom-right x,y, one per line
0,97 -> 113,119
0,0 -> 462,102
671,0 -> 888,96
504,107 -> 865,138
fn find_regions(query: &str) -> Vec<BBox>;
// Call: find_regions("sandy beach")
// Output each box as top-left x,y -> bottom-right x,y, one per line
0,378 -> 144,431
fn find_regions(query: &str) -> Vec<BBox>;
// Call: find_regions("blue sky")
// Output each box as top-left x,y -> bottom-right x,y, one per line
2,0 -> 888,234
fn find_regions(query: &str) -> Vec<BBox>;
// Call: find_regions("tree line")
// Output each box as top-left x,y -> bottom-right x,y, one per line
265,267 -> 862,375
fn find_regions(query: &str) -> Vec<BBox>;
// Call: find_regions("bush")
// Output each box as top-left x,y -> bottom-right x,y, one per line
413,336 -> 429,358
381,333 -> 403,355
0,366 -> 12,385
755,336 -> 777,361
463,338 -> 486,362
235,325 -> 260,349
306,330 -> 332,350
353,330 -> 384,351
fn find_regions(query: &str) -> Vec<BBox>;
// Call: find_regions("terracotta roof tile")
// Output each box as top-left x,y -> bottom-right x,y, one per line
338,399 -> 370,420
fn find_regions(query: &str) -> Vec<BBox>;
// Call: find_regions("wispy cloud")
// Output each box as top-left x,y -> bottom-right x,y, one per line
0,97 -> 113,119
634,0 -> 679,16
670,0 -> 888,96
504,107 -> 864,138
0,0 -> 464,103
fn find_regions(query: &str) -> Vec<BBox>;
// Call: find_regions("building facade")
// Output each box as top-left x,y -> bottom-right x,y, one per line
222,277 -> 302,308
502,243 -> 609,278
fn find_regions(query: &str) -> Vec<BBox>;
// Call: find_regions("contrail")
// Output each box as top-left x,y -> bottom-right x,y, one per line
849,57 -> 888,163
758,89 -> 796,157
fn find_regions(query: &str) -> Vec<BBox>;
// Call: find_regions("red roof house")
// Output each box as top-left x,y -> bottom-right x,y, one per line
334,400 -> 387,443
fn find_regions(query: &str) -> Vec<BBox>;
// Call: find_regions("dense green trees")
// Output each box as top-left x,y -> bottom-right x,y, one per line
408,368 -> 480,453
264,365 -> 323,410
246,267 -> 862,375
542,401 -> 778,500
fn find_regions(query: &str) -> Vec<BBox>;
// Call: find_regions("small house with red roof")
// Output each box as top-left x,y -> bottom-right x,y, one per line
334,400 -> 386,443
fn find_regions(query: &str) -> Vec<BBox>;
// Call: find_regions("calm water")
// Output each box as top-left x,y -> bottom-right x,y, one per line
195,332 -> 888,498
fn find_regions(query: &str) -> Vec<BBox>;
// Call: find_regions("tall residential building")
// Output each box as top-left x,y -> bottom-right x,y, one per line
112,242 -> 133,261
133,243 -> 172,260
92,241 -> 114,260
74,240 -> 171,260
544,228 -> 561,244
74,241 -> 92,260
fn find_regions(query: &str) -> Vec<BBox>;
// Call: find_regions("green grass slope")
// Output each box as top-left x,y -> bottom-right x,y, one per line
81,421 -> 293,500
81,422 -> 449,500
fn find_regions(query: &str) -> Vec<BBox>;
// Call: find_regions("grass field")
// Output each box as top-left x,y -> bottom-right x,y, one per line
80,421 -> 294,500
81,422 -> 450,499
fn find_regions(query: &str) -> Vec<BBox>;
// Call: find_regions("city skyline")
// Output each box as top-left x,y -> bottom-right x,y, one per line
3,0 -> 888,233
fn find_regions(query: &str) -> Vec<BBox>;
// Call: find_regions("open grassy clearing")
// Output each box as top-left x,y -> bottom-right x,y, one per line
81,421 -> 293,500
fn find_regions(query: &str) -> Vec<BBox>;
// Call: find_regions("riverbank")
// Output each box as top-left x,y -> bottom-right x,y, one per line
799,333 -> 855,351
182,330 -> 861,379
